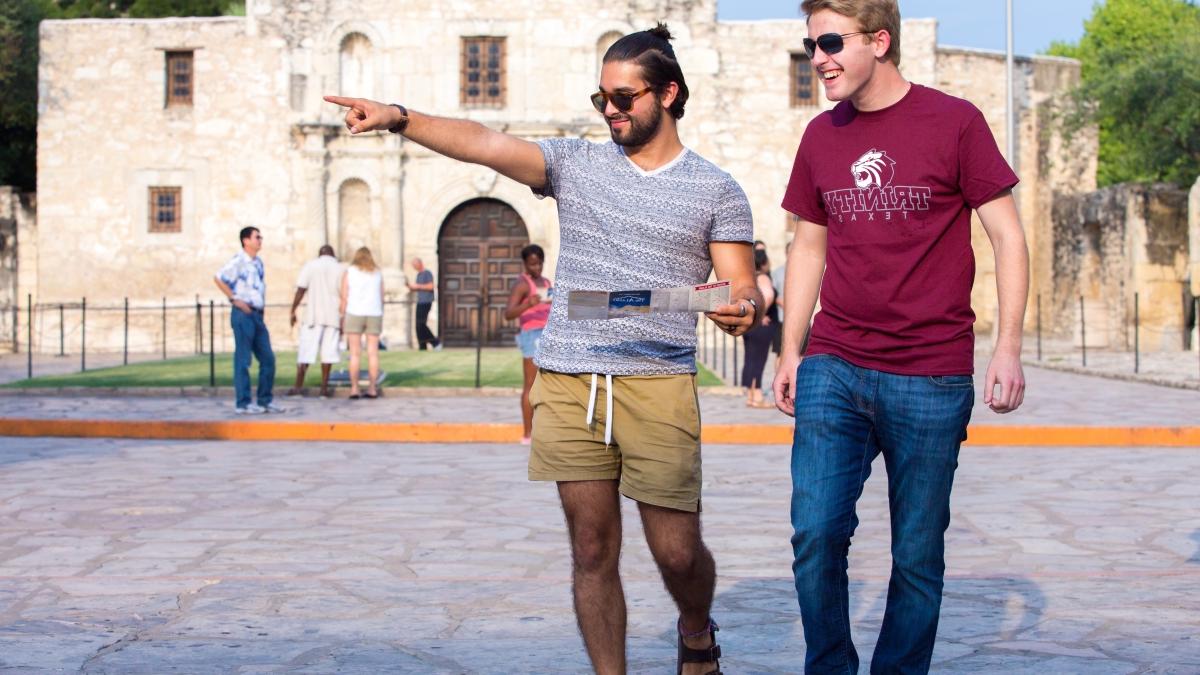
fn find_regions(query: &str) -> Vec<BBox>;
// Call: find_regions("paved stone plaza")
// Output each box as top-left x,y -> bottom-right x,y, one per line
1,360 -> 1198,672
0,434 -> 1197,672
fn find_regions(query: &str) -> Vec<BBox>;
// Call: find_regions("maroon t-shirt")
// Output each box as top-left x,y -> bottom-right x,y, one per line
782,84 -> 1018,375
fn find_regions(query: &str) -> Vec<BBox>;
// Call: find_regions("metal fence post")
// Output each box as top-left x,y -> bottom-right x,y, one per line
123,298 -> 129,365
58,304 -> 65,356
1134,292 -> 1140,374
475,293 -> 485,389
1036,293 -> 1042,362
26,294 -> 32,379
162,296 -> 167,360
81,297 -> 86,372
195,299 -> 202,354
721,329 -> 727,382
733,330 -> 739,386
1079,296 -> 1087,367
209,300 -> 216,387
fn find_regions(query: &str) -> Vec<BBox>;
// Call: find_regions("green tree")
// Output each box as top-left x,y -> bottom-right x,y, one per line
0,0 -> 229,190
1048,0 -> 1200,187
0,0 -> 54,190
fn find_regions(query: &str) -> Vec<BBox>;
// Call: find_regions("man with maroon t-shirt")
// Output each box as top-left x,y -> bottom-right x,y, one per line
772,1 -> 1029,672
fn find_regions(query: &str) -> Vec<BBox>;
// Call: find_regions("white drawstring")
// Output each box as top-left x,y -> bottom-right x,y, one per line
586,374 -> 598,426
604,374 -> 613,447
584,373 -> 614,448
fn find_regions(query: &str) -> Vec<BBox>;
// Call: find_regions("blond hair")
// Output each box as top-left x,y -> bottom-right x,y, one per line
350,246 -> 378,272
800,0 -> 902,67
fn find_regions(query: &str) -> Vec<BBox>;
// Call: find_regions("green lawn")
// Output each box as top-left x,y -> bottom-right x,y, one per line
7,348 -> 724,388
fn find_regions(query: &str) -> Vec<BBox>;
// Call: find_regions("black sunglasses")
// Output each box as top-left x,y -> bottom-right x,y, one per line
803,31 -> 872,59
590,87 -> 653,114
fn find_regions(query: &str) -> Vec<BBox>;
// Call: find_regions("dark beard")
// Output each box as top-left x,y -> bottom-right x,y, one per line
609,105 -> 664,147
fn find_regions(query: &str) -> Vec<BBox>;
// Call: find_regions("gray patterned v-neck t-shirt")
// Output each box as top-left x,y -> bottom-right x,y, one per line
532,138 -> 754,376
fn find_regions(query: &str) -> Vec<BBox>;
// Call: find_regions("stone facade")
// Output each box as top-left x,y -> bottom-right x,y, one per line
27,1 -> 1094,353
1052,184 -> 1192,352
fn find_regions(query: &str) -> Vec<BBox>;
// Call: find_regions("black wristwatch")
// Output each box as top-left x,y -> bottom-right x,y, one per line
388,103 -> 409,134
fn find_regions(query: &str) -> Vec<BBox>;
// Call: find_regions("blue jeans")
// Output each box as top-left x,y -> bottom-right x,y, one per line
231,308 -> 276,408
790,354 -> 973,674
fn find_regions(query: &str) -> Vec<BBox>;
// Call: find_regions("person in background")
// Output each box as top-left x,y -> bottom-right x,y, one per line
741,249 -> 777,408
214,226 -> 284,415
504,243 -> 554,445
407,257 -> 442,350
288,244 -> 344,398
340,247 -> 385,399
770,239 -> 791,379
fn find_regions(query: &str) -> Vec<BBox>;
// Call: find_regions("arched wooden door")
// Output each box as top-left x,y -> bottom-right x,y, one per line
438,199 -> 529,346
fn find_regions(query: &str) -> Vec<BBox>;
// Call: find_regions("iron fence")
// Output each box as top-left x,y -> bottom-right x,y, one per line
5,291 -> 1198,384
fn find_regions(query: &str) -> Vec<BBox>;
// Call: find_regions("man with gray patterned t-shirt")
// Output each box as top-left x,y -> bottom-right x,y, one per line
327,23 -> 759,675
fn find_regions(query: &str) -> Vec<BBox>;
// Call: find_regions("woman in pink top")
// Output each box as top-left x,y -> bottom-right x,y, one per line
504,244 -> 553,444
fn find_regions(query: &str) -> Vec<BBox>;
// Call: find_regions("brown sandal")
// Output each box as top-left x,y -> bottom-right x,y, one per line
676,617 -> 722,675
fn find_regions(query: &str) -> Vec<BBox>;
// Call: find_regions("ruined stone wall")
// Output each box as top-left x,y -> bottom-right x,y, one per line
0,188 -> 34,353
1052,184 -> 1190,352
936,48 -> 1093,337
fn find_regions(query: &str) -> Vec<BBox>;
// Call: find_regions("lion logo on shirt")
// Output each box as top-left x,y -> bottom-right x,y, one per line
851,149 -> 895,190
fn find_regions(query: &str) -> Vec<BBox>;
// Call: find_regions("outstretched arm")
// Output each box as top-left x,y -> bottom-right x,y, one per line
324,96 -> 547,189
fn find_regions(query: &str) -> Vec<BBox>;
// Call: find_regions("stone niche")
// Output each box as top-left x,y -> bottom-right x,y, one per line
1051,183 -> 1192,352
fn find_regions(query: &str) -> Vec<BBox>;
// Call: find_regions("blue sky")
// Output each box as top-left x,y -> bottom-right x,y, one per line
717,0 -> 1098,56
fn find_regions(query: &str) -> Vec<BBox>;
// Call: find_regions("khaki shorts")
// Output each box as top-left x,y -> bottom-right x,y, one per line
528,369 -> 703,512
343,314 -> 382,335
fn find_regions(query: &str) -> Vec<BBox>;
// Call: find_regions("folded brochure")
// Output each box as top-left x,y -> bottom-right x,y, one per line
567,281 -> 731,320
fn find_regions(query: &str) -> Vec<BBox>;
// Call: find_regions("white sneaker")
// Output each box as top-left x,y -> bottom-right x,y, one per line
433,342 -> 444,351
235,404 -> 265,415
261,402 -> 288,414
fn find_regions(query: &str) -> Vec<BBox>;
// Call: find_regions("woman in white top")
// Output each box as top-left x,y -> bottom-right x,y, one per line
340,247 -> 385,399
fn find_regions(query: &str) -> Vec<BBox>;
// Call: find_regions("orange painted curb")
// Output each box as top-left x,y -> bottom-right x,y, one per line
1,418 -> 1198,447
0,419 -> 520,443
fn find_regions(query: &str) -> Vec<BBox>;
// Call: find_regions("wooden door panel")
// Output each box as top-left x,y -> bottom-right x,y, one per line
438,199 -> 531,346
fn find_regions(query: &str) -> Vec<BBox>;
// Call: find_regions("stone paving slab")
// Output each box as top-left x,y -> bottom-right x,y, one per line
0,436 -> 1197,672
1,357 -> 1197,429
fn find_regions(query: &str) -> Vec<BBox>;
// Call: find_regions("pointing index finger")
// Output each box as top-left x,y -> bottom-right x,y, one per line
323,95 -> 356,108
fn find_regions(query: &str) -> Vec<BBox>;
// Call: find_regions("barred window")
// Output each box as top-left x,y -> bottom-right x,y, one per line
165,51 -> 194,107
790,53 -> 816,107
461,37 -> 506,108
149,187 -> 182,233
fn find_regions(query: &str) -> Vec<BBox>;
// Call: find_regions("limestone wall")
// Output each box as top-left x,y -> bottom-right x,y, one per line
1051,184 -> 1190,352
36,18 -> 294,298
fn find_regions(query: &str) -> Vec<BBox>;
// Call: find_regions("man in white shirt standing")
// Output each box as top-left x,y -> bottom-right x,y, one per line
288,244 -> 345,398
